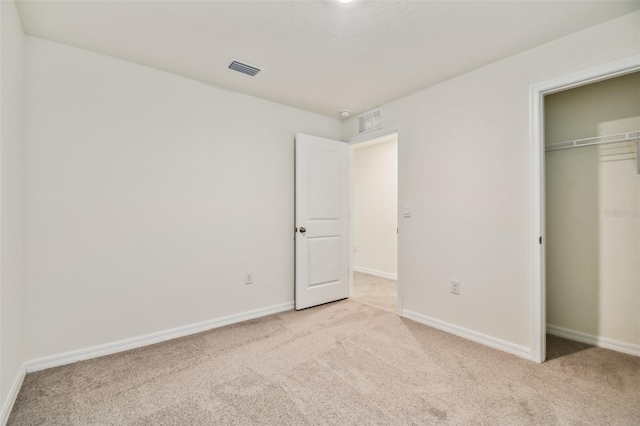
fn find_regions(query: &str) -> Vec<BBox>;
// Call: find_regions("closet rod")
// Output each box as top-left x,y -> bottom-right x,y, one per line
545,130 -> 640,177
545,130 -> 640,152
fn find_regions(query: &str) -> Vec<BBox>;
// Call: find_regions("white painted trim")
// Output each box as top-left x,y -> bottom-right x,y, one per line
529,75 -> 546,364
353,266 -> 397,281
1,363 -> 27,426
25,302 -> 294,373
348,142 -> 355,300
547,325 -> 640,357
403,309 -> 531,360
529,55 -> 640,364
348,125 -> 403,317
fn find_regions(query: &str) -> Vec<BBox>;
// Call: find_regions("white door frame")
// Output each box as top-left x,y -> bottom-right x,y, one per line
348,125 -> 403,316
529,55 -> 640,363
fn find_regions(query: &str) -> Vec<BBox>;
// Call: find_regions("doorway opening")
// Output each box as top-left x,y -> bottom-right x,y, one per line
530,56 -> 640,362
543,72 -> 640,360
349,132 -> 399,313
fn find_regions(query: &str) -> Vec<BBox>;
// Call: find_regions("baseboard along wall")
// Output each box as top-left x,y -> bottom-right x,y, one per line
1,364 -> 27,426
402,309 -> 531,360
25,301 -> 294,373
1,301 -> 294,424
353,266 -> 397,280
546,324 -> 640,357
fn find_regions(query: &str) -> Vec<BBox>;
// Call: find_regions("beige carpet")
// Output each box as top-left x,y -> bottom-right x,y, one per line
9,299 -> 640,425
352,271 -> 397,312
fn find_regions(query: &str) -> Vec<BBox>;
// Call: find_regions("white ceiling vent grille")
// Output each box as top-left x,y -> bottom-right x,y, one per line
358,109 -> 382,134
228,60 -> 261,77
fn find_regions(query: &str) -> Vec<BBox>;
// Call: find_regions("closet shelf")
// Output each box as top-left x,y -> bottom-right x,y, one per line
545,131 -> 640,152
545,130 -> 640,176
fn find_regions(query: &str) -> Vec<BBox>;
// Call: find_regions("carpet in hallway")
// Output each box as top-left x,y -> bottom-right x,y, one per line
352,271 -> 397,312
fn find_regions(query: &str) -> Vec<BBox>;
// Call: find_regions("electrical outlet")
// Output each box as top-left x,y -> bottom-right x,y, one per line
450,279 -> 460,295
353,245 -> 357,253
244,271 -> 253,285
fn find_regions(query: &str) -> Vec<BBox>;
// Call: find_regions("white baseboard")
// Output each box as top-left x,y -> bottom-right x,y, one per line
402,309 -> 531,360
547,324 -> 640,357
353,266 -> 397,281
25,301 -> 294,373
1,363 -> 27,426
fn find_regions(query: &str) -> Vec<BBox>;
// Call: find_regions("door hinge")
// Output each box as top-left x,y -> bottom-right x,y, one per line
539,236 -> 542,245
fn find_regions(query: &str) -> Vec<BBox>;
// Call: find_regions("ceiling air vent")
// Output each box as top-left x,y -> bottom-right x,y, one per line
228,60 -> 261,77
358,109 -> 382,134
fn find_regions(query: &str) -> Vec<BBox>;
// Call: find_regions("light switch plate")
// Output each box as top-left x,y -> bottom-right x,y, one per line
450,279 -> 460,295
403,205 -> 411,218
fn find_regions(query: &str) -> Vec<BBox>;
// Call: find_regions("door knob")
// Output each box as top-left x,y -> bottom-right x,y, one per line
299,227 -> 306,234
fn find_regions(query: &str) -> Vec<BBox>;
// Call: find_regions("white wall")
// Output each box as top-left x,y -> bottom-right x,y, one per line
22,37 -> 342,360
0,0 -> 25,409
545,72 -> 640,345
14,8 -> 640,366
343,11 -> 640,351
353,139 -> 397,278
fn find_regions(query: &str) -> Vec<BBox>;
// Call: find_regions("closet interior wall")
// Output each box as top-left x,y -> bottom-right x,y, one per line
544,71 -> 640,348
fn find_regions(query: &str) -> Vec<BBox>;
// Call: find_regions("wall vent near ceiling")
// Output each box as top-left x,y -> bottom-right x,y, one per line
358,109 -> 382,134
228,60 -> 261,77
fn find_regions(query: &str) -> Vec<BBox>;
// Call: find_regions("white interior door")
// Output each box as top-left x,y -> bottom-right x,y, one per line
295,133 -> 349,310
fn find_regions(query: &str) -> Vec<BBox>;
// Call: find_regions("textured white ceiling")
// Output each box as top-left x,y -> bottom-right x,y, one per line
16,0 -> 640,118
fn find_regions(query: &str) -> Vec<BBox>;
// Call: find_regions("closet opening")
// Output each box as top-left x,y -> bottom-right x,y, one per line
543,71 -> 640,360
349,132 -> 399,314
